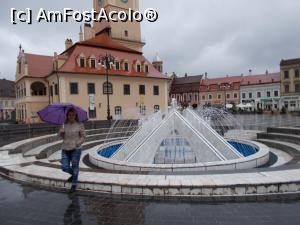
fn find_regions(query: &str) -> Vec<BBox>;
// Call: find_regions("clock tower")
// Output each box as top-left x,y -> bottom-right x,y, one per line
93,0 -> 145,52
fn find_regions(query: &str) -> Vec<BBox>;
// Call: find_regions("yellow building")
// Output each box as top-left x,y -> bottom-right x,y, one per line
15,0 -> 169,123
280,58 -> 300,111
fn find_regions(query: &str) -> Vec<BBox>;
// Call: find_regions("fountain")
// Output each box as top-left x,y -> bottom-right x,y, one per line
89,99 -> 269,172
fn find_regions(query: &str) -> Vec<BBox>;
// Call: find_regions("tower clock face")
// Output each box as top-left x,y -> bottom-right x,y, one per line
120,0 -> 128,3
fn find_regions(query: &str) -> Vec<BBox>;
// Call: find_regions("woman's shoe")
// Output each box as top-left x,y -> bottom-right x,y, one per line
69,185 -> 77,193
67,176 -> 73,183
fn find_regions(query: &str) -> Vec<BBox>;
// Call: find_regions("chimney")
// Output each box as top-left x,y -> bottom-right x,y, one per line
79,25 -> 83,42
249,69 -> 252,75
65,39 -> 73,50
204,72 -> 208,80
84,23 -> 95,41
184,73 -> 188,77
266,69 -> 269,75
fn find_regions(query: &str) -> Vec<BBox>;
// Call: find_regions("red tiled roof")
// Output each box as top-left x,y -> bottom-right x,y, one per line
79,32 -> 142,54
173,75 -> 203,85
241,72 -> 280,85
24,53 -> 53,78
22,33 -> 167,80
58,42 -> 167,79
201,75 -> 243,86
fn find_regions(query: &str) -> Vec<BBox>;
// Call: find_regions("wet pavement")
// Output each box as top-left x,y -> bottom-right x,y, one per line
234,113 -> 300,130
1,114 -> 300,225
1,176 -> 300,225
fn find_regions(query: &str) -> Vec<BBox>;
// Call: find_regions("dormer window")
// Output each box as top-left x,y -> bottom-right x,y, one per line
80,58 -> 85,68
259,80 -> 262,83
145,65 -> 149,73
90,58 -> 96,68
115,61 -> 120,70
137,64 -> 141,73
124,62 -> 129,71
124,30 -> 128,37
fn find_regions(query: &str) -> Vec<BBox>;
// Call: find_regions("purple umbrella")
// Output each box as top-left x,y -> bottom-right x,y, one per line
37,103 -> 88,125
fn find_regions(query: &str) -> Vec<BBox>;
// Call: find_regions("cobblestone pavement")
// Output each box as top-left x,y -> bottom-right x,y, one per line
1,176 -> 300,225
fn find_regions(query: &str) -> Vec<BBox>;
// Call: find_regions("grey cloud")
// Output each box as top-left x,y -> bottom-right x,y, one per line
0,0 -> 300,80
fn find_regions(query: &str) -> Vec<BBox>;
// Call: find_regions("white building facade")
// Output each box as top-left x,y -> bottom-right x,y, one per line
240,73 -> 281,111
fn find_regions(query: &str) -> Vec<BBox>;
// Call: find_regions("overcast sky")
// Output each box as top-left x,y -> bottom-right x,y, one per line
1,0 -> 300,81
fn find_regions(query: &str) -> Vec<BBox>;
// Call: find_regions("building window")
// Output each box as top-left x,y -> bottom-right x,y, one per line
103,82 -> 113,95
295,69 -> 300,78
115,106 -> 122,116
274,90 -> 279,97
208,94 -> 212,100
80,58 -> 85,68
139,85 -> 145,95
285,85 -> 289,93
257,92 -> 261,98
202,95 -> 205,100
137,64 -> 141,72
295,84 -> 300,92
218,94 -> 221,99
88,83 -> 95,95
55,84 -> 58,95
290,101 -> 296,107
124,62 -> 129,71
89,108 -> 96,118
70,83 -> 78,95
31,82 -> 47,96
123,84 -> 130,95
50,85 -> 53,96
234,93 -> 238,98
124,30 -> 128,37
249,93 -> 252,98
226,94 -> 230,99
242,93 -> 246,99
154,105 -> 160,112
90,59 -> 96,68
153,86 -> 159,95
284,71 -> 289,79
140,105 -> 146,115
267,91 -> 271,97
115,61 -> 120,70
145,65 -> 149,73
18,61 -> 21,74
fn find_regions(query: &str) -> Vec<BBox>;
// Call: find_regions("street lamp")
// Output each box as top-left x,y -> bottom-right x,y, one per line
99,54 -> 115,122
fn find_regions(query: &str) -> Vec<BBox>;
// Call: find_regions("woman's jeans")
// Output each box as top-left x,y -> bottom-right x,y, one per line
61,149 -> 82,186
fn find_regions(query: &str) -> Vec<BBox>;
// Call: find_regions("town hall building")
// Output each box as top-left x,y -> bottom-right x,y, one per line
15,0 -> 168,123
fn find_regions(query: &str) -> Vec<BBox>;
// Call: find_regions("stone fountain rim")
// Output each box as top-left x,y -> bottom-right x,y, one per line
89,139 -> 270,172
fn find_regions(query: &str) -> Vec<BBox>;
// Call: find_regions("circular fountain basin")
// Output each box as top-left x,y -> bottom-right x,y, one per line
89,139 -> 270,172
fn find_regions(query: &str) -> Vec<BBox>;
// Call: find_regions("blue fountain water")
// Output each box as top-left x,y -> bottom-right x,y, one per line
98,141 -> 257,159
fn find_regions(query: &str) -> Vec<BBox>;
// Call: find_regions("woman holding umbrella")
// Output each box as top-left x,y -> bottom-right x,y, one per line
59,108 -> 86,193
38,103 -> 88,193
